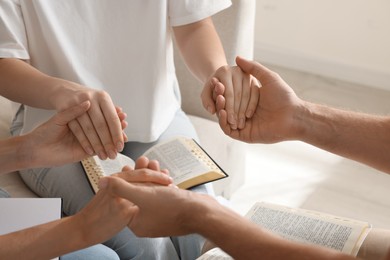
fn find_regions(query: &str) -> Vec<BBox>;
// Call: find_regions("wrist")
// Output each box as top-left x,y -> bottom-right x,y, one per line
182,193 -> 226,235
48,78 -> 88,111
293,101 -> 335,146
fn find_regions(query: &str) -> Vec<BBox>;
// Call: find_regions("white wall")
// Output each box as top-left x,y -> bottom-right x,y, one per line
254,0 -> 390,90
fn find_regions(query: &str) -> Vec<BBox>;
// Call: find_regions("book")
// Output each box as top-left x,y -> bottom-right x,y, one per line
198,201 -> 372,259
81,137 -> 228,193
0,198 -> 62,260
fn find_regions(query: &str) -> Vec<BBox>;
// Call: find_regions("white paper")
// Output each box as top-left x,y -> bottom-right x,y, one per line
0,198 -> 62,260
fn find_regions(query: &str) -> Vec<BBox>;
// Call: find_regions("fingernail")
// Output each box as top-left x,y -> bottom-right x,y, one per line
85,146 -> 94,156
98,151 -> 107,160
117,142 -> 124,152
108,150 -> 117,160
229,114 -> 236,124
207,106 -> 213,114
246,110 -> 253,118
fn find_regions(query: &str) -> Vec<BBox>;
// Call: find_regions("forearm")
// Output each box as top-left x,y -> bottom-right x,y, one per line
173,18 -> 227,83
296,102 -> 390,174
0,216 -> 88,260
0,135 -> 30,174
193,200 -> 351,260
0,58 -> 75,109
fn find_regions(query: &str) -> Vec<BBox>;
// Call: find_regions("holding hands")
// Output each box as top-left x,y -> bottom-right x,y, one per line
76,156 -> 173,246
51,82 -> 128,160
218,56 -> 304,144
202,63 -> 260,130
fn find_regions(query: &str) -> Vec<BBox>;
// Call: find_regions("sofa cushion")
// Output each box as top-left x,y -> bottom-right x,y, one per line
0,171 -> 38,198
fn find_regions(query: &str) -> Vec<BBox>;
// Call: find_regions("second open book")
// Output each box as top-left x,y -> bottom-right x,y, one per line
198,201 -> 372,259
81,137 -> 228,193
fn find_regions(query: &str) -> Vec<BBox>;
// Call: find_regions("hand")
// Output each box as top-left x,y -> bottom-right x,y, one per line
74,184 -> 135,245
52,83 -> 127,160
23,101 -> 92,168
202,65 -> 260,130
98,176 -> 215,237
108,156 -> 173,188
218,56 -> 303,144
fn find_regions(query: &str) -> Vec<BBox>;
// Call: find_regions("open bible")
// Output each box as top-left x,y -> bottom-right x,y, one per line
198,202 -> 371,259
81,137 -> 228,193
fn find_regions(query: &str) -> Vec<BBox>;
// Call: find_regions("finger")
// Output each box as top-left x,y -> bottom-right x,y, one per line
121,120 -> 128,131
220,74 -> 237,129
246,77 -> 260,118
134,156 -> 150,169
211,77 -> 225,101
232,70 -> 243,119
122,131 -> 128,142
114,169 -> 173,185
99,177 -> 143,203
68,119 -> 94,156
121,165 -> 134,171
89,99 -> 121,159
201,79 -> 217,114
213,80 -> 225,99
148,160 -> 160,171
237,72 -> 250,129
213,82 -> 225,113
215,95 -> 226,114
236,56 -> 273,83
100,99 -> 125,152
55,101 -> 91,125
218,109 -> 232,135
77,113 -> 107,160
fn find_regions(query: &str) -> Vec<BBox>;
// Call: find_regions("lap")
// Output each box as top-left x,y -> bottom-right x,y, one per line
17,108 -> 206,259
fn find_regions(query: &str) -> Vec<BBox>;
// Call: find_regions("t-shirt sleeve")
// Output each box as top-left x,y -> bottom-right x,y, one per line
0,0 -> 30,59
168,0 -> 232,27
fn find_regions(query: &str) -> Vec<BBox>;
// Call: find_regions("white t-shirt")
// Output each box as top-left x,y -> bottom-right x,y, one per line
0,0 -> 231,142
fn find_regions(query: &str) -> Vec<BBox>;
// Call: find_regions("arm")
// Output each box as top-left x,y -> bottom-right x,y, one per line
0,58 -> 126,160
0,101 -> 91,173
100,176 -> 354,260
173,17 -> 227,84
218,56 -> 390,174
0,167 -> 172,259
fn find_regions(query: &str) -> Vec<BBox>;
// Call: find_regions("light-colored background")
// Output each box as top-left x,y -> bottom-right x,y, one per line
253,0 -> 390,91
229,1 -> 390,230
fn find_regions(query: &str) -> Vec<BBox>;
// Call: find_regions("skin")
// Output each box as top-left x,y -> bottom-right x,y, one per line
0,101 -> 91,173
173,18 -> 259,130
0,58 -> 126,160
0,157 -> 172,260
100,57 -> 390,259
217,57 -> 390,174
101,176 -> 357,260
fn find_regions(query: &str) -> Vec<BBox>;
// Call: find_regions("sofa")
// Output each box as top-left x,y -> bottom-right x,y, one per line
0,0 -> 255,199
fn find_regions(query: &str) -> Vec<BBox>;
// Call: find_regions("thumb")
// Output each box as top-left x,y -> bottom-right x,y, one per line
236,56 -> 272,83
55,101 -> 91,125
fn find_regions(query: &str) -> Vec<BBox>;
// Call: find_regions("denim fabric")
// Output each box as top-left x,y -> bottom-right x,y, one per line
15,108 -> 209,259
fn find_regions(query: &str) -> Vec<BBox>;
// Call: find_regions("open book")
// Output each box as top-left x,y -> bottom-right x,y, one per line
198,202 -> 372,259
81,137 -> 228,193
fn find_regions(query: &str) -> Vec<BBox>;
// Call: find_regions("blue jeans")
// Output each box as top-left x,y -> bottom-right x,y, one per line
15,108 -> 211,259
60,244 -> 119,260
